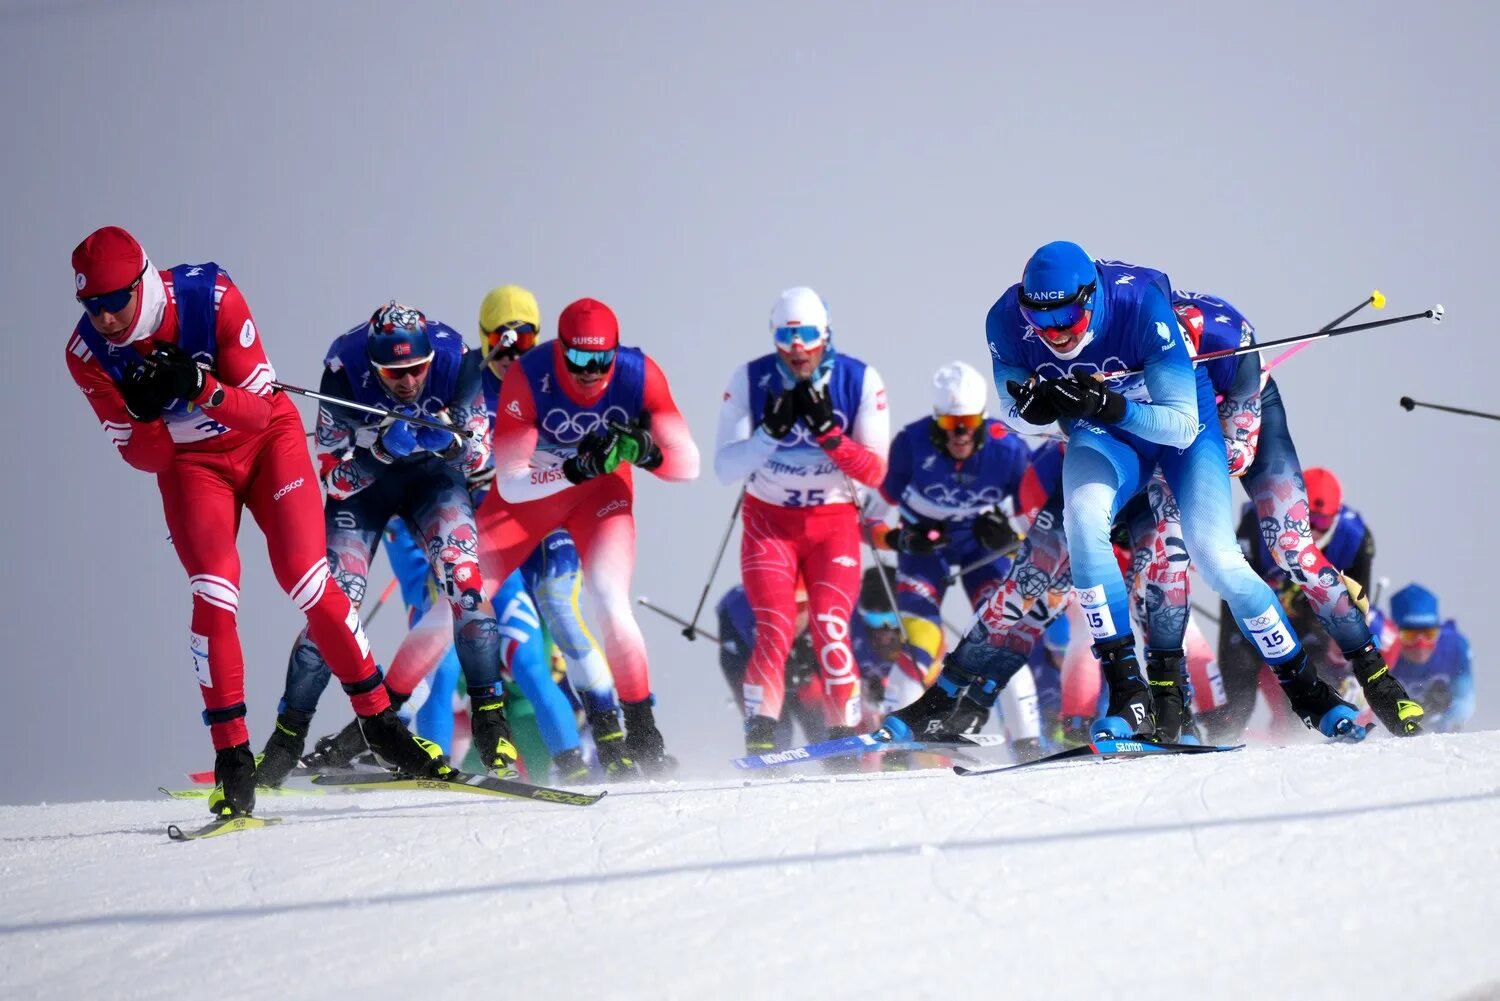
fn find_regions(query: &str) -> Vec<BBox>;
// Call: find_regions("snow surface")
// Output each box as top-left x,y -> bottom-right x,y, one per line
3,734 -> 1499,1001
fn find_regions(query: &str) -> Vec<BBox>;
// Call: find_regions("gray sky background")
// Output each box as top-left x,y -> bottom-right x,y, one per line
1,0 -> 1493,804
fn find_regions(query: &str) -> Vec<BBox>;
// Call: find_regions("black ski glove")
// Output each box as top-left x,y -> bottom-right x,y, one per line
1040,373 -> 1127,423
792,380 -> 840,445
889,520 -> 949,555
608,411 -> 663,470
972,508 -> 1019,554
761,390 -> 797,440
1006,379 -> 1061,426
120,363 -> 172,422
149,341 -> 207,402
562,427 -> 619,484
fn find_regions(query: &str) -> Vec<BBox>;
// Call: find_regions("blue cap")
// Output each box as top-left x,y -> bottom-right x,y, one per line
1043,613 -> 1070,654
1021,241 -> 1098,305
1389,583 -> 1440,629
367,301 -> 433,367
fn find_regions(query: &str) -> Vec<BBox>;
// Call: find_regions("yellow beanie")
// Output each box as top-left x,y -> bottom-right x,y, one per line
478,285 -> 541,337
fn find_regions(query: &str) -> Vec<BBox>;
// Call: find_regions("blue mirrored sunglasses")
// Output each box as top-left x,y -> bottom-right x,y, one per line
77,266 -> 147,317
564,346 -> 616,373
774,324 -> 827,350
1018,281 -> 1096,332
861,610 -> 900,631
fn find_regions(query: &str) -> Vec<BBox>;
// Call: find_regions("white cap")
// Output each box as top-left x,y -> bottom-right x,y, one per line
770,287 -> 830,337
932,361 -> 987,416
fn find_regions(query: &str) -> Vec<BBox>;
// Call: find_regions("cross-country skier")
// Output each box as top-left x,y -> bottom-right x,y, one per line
713,287 -> 891,755
257,302 -> 521,783
888,242 -> 1361,743
1170,289 -> 1423,738
475,297 -> 699,774
1380,584 -> 1472,733
65,227 -> 441,817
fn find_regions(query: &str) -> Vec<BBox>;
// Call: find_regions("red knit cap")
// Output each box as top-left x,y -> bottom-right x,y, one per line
71,226 -> 146,297
558,298 -> 620,352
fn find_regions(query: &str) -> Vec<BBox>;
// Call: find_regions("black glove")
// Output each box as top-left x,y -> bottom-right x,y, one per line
609,412 -> 663,470
1006,379 -> 1061,426
149,341 -> 207,402
761,390 -> 797,440
1039,373 -> 1127,423
792,380 -> 840,443
889,520 -> 948,555
972,508 -> 1019,554
120,364 -> 171,422
562,427 -> 618,484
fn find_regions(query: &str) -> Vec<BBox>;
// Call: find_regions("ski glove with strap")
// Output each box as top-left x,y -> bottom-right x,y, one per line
1006,379 -> 1061,426
120,363 -> 172,422
972,508 -> 1019,554
370,407 -> 421,464
1040,373 -> 1127,423
761,390 -> 797,440
792,380 -> 841,447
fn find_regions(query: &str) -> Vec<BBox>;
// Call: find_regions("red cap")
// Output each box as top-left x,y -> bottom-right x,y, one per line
1173,303 -> 1206,352
1303,467 -> 1343,517
558,298 -> 620,352
72,226 -> 146,297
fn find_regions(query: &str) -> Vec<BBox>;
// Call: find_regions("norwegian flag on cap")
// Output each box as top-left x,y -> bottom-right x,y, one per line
71,226 -> 146,297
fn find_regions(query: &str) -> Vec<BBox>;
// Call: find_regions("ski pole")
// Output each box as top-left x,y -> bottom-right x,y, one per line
1100,305 -> 1443,379
945,547 -> 1020,586
1191,601 -> 1221,625
273,381 -> 476,438
361,578 -> 401,627
1398,396 -> 1500,423
848,477 -> 910,644
638,597 -> 721,645
1260,290 -> 1385,373
681,488 -> 745,640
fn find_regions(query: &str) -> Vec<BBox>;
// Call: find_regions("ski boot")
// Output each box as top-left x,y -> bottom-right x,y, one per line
878,674 -> 965,743
586,708 -> 640,779
301,718 -> 368,772
1274,650 -> 1366,741
622,698 -> 676,777
1348,642 -> 1424,736
207,743 -> 257,817
1092,636 -> 1157,740
255,711 -> 310,788
1146,649 -> 1195,744
551,747 -> 591,784
358,708 -> 454,777
469,692 -> 521,777
945,695 -> 992,735
744,714 -> 779,755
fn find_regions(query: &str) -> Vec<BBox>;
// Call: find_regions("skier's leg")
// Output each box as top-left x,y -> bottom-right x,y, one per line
736,496 -> 802,730
801,505 -> 863,731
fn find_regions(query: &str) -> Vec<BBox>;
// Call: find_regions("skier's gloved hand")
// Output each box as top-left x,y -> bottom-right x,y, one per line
1040,373 -> 1127,423
562,427 -> 621,484
370,407 -> 420,464
761,390 -> 797,440
889,519 -> 948,554
792,380 -> 841,447
1006,379 -> 1061,426
413,411 -> 461,458
972,508 -> 1020,554
120,363 -> 171,422
609,412 -> 663,469
148,341 -> 207,402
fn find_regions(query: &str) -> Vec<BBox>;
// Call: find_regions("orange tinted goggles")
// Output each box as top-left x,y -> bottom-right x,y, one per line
1397,627 -> 1440,648
375,358 -> 432,381
484,321 -> 539,356
935,413 -> 985,433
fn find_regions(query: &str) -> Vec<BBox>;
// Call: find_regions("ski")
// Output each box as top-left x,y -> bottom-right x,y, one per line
187,762 -> 383,785
159,785 -> 325,801
309,770 -> 606,806
732,731 -> 1009,770
953,738 -> 1244,777
166,815 -> 283,841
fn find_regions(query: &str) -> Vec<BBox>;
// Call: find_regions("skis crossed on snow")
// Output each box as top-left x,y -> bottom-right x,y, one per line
952,737 -> 1243,777
163,770 -> 607,842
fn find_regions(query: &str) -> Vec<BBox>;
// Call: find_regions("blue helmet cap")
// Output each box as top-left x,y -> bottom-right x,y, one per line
1390,583 -> 1440,629
367,301 -> 433,367
1021,241 -> 1098,304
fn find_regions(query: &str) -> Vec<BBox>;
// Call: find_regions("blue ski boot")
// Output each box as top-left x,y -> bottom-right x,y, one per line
1091,636 -> 1156,740
1273,650 -> 1366,742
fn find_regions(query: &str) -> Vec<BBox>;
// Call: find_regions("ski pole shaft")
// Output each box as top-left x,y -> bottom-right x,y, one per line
639,597 -> 721,645
1261,290 -> 1385,372
1191,601 -> 1221,625
272,381 -> 476,438
848,476 -> 910,644
681,489 -> 745,640
361,578 -> 400,627
1398,396 -> 1500,423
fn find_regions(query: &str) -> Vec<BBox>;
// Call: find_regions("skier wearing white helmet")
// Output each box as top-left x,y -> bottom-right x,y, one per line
874,361 -> 1041,755
714,287 -> 891,758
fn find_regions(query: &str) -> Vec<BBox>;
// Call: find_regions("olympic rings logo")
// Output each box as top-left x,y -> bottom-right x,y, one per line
774,409 -> 849,448
540,405 -> 631,445
920,484 -> 1007,509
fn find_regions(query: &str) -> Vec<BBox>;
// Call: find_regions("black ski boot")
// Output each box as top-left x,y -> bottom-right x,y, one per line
469,691 -> 521,777
551,747 -> 591,783
301,718 -> 368,772
1274,650 -> 1364,739
622,698 -> 675,776
1093,636 -> 1156,739
255,711 -> 310,787
880,674 -> 965,742
208,743 -> 257,817
1348,642 -> 1424,736
946,695 -> 993,735
1146,649 -> 1193,743
358,708 -> 453,777
744,714 -> 779,755
586,708 -> 640,780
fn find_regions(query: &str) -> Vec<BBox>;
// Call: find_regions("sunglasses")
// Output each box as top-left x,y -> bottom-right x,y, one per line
564,347 -> 615,374
374,358 -> 433,381
774,324 -> 827,351
935,413 -> 984,433
1018,281 -> 1096,334
1397,627 -> 1440,648
77,266 -> 147,317
861,610 -> 901,631
485,321 -> 539,356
